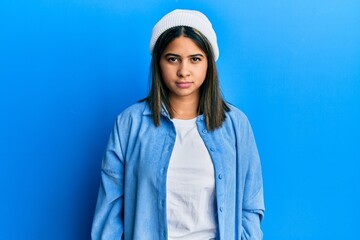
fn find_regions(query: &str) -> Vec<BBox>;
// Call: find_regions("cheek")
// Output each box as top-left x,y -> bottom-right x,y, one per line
199,64 -> 208,79
160,68 -> 171,83
159,68 -> 173,88
160,64 -> 177,82
159,63 -> 166,79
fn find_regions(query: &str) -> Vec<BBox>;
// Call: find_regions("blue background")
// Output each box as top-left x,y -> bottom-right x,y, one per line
1,0 -> 359,239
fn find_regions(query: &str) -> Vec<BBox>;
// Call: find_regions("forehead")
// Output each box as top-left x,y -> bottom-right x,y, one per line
163,36 -> 205,55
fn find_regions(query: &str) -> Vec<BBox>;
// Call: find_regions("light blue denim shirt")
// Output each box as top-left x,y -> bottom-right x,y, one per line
91,101 -> 265,239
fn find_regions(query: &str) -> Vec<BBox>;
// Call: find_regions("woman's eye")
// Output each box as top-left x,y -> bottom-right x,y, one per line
167,57 -> 178,62
192,57 -> 201,62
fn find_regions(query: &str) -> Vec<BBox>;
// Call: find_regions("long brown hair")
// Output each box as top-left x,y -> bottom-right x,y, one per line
146,26 -> 229,131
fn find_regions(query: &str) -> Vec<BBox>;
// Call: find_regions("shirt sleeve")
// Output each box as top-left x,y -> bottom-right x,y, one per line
91,118 -> 125,240
239,115 -> 265,240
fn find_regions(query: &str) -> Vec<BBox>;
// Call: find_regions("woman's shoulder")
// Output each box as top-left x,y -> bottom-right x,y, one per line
225,102 -> 249,123
117,101 -> 148,118
223,103 -> 256,138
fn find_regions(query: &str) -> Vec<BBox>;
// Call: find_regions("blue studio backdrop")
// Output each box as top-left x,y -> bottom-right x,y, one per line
0,0 -> 359,239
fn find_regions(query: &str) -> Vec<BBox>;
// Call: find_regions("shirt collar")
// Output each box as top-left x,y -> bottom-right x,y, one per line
142,101 -> 170,118
142,101 -> 205,121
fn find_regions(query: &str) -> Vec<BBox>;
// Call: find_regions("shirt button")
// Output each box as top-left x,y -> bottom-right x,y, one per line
202,129 -> 207,134
220,207 -> 223,212
160,200 -> 165,207
160,168 -> 165,174
210,147 -> 215,152
218,174 -> 223,179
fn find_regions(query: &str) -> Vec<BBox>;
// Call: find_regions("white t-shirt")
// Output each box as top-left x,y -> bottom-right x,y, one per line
166,117 -> 217,240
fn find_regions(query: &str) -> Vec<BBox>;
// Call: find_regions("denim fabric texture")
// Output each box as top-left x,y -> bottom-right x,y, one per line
91,101 -> 265,239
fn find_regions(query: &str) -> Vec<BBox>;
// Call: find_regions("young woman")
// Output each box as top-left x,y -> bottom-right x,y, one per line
91,9 -> 265,240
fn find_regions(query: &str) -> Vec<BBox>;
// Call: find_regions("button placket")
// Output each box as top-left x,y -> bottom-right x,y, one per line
162,230 -> 166,238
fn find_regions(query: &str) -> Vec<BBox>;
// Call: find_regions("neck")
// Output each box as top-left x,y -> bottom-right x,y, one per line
169,95 -> 199,119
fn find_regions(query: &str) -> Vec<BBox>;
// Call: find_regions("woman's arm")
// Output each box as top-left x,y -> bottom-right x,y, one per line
91,119 -> 125,240
239,115 -> 265,239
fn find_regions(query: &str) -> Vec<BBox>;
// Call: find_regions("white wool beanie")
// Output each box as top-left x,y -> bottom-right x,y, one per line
150,9 -> 219,61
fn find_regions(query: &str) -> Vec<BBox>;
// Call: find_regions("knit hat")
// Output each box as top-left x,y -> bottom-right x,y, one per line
150,9 -> 219,61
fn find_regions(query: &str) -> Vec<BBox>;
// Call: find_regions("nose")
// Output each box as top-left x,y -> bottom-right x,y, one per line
177,62 -> 191,78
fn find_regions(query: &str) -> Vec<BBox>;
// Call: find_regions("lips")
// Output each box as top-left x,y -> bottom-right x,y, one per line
175,82 -> 192,88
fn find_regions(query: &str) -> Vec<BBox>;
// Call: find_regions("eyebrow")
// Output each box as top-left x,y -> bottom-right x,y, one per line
164,53 -> 205,58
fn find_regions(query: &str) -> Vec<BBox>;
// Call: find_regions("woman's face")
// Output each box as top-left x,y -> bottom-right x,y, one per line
159,36 -> 208,102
